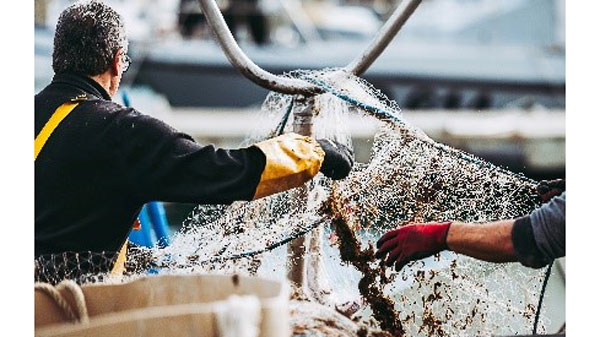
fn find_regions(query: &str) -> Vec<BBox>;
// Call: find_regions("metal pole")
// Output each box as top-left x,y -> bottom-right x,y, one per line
197,0 -> 322,95
306,219 -> 327,303
287,97 -> 315,287
287,99 -> 329,301
199,0 -> 421,94
346,0 -> 423,76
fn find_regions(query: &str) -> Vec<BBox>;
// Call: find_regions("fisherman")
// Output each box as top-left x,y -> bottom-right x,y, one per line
35,1 -> 353,279
376,180 -> 565,271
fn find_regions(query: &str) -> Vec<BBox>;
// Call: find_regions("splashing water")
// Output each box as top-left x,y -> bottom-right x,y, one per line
35,69 -> 549,336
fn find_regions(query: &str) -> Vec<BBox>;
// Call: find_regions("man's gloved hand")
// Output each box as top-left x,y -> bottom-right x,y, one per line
536,179 -> 565,203
316,139 -> 354,180
375,222 -> 452,271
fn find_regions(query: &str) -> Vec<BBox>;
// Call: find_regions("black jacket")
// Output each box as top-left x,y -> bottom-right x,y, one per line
35,73 -> 266,257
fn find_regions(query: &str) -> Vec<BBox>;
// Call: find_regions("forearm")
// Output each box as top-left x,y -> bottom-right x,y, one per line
446,220 -> 518,263
114,112 -> 267,203
116,111 -> 324,203
376,195 -> 564,270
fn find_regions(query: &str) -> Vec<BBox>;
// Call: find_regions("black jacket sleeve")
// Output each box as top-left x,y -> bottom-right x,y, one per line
108,108 -> 266,204
512,192 -> 565,268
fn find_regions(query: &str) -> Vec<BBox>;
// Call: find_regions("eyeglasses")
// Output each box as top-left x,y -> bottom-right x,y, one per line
122,53 -> 131,73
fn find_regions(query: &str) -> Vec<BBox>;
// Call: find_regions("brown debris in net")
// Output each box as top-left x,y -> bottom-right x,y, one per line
325,190 -> 404,336
361,329 -> 395,337
417,282 -> 448,337
333,126 -> 542,235
523,303 -> 536,320
449,260 -> 459,280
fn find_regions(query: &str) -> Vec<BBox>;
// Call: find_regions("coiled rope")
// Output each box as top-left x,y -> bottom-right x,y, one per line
35,280 -> 89,324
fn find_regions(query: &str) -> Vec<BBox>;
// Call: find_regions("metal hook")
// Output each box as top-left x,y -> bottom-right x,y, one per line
198,0 -> 323,95
198,0 -> 422,94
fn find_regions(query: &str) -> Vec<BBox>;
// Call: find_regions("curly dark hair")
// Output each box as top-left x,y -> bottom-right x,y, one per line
52,1 -> 128,76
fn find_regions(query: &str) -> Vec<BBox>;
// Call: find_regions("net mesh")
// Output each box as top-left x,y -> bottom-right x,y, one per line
35,69 -> 550,336
35,251 -> 119,284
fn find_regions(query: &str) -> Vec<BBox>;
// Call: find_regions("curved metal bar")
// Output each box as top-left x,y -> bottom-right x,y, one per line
197,0 -> 322,95
346,0 -> 423,76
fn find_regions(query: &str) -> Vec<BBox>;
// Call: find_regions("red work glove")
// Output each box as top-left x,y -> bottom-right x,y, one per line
375,222 -> 452,271
536,179 -> 565,203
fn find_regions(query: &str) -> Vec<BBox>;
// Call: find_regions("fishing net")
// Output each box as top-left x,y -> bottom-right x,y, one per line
35,69 -> 551,336
35,251 -> 120,284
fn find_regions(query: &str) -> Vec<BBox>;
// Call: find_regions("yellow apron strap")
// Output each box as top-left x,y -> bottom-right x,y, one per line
35,99 -> 129,275
34,102 -> 79,160
111,240 -> 128,275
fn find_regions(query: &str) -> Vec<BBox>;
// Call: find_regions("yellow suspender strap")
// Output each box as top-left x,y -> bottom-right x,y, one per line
34,100 -> 128,275
34,102 -> 79,160
111,241 -> 128,275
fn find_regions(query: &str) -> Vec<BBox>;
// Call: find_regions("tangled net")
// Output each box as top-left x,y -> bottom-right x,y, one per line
35,69 -> 549,336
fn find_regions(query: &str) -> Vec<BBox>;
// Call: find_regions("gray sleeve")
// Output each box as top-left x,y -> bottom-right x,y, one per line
530,192 -> 566,260
512,192 -> 565,268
